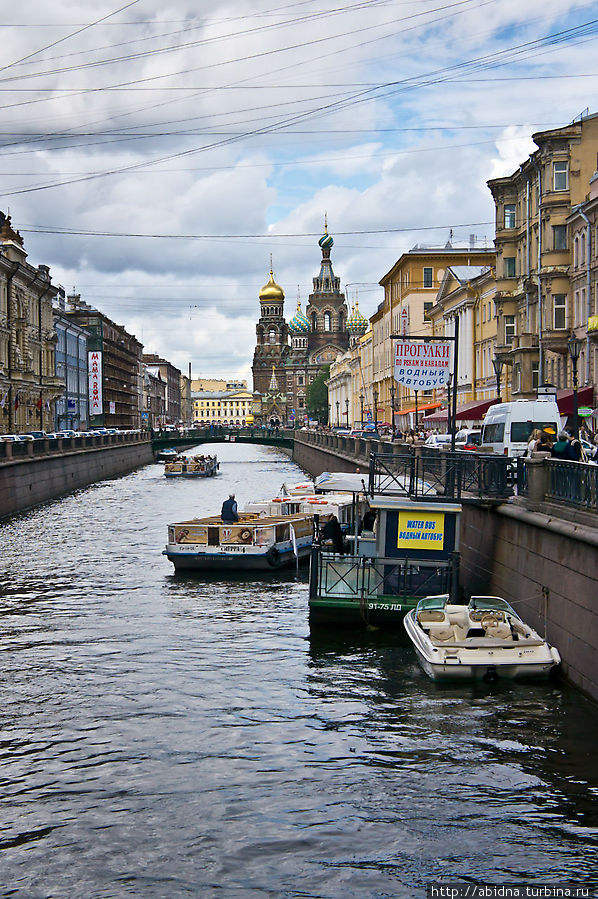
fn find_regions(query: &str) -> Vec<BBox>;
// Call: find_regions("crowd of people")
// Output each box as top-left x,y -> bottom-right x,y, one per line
525,425 -> 597,461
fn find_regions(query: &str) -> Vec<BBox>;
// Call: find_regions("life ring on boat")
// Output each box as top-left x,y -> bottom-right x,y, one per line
272,497 -> 283,502
266,546 -> 282,568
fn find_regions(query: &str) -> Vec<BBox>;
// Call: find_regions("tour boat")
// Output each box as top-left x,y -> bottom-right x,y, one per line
244,491 -> 365,533
164,454 -> 219,478
163,512 -> 313,571
403,594 -> 561,682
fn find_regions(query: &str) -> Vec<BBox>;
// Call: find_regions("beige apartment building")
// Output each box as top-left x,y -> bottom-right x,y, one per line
567,171 -> 598,393
192,387 -> 253,425
487,111 -> 598,397
375,243 -> 495,426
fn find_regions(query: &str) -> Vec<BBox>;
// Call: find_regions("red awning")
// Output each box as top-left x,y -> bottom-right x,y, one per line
397,401 -> 442,416
556,386 -> 594,416
424,397 -> 501,423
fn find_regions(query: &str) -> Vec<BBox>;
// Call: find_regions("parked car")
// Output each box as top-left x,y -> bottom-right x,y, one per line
461,429 -> 482,450
425,434 -> 452,448
24,431 -> 46,439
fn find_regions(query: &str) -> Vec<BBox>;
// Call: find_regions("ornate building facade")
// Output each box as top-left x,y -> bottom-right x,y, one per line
251,224 -> 350,424
0,214 -> 63,434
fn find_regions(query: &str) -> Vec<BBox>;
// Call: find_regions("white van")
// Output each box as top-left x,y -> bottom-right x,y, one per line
480,398 -> 562,457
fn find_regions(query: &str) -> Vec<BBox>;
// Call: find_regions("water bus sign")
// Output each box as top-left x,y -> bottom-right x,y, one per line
393,340 -> 451,389
397,512 -> 444,550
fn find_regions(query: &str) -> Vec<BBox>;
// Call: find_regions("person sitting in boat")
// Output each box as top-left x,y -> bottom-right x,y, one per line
320,515 -> 345,554
221,494 -> 239,523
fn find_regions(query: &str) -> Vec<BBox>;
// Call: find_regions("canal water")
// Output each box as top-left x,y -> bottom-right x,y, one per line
1,443 -> 597,899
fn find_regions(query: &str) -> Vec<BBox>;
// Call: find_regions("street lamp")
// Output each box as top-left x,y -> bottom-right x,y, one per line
414,389 -> 419,434
446,373 -> 453,437
336,399 -> 340,427
359,393 -> 364,427
372,387 -> 378,432
345,397 -> 349,427
492,356 -> 504,401
568,335 -> 583,439
390,381 -> 396,438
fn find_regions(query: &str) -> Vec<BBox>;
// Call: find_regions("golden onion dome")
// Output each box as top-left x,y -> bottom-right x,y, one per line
259,270 -> 285,303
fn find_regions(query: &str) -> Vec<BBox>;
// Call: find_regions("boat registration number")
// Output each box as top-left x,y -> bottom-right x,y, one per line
220,545 -> 246,552
367,602 -> 404,612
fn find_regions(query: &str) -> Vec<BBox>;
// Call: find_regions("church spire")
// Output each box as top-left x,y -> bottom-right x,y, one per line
269,364 -> 279,391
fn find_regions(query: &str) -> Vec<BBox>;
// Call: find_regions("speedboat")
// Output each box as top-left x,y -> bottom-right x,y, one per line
404,594 -> 560,682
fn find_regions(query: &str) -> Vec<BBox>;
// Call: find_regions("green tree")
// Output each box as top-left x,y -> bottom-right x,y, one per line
306,364 -> 330,423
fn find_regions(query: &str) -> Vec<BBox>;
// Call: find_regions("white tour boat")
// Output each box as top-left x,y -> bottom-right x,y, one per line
404,594 -> 561,682
164,511 -> 313,571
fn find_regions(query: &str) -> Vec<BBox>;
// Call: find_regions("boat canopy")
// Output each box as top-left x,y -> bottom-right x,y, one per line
468,596 -> 517,616
314,472 -> 368,493
415,594 -> 449,613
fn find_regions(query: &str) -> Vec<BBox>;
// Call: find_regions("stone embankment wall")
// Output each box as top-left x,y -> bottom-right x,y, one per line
459,502 -> 598,700
0,438 -> 154,519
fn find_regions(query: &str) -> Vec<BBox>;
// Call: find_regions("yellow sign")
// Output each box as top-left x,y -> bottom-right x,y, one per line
588,315 -> 598,333
398,512 -> 445,549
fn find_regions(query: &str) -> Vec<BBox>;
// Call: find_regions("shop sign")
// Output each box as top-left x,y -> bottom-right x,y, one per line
394,341 -> 451,389
88,351 -> 103,415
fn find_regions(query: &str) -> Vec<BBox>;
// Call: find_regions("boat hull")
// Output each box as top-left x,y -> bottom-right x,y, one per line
404,610 -> 560,682
164,544 -> 311,571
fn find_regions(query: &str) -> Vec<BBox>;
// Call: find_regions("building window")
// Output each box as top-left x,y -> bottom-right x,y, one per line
553,160 -> 568,191
324,312 -> 332,331
423,267 -> 433,288
269,329 -> 276,344
532,363 -> 539,390
311,312 -> 317,330
504,315 -> 516,345
514,361 -> 521,392
298,376 -> 304,385
504,204 -> 516,229
423,302 -> 433,319
553,294 -> 566,330
553,225 -> 567,250
504,257 -> 516,278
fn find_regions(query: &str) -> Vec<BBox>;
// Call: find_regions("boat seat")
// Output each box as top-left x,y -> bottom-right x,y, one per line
480,614 -> 512,640
427,626 -> 456,643
417,610 -> 448,624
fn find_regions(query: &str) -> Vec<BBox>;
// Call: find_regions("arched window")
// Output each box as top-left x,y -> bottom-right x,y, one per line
324,311 -> 332,331
311,312 -> 317,331
269,328 -> 277,344
338,311 -> 345,331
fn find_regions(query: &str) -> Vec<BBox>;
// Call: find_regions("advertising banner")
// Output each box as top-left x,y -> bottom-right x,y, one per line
394,341 -> 451,389
88,351 -> 103,415
397,512 -> 445,550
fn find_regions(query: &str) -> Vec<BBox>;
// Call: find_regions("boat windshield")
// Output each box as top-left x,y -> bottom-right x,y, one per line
415,594 -> 449,614
468,596 -> 517,616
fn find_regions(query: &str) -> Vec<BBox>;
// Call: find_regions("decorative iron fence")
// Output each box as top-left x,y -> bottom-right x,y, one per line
368,449 -> 514,501
546,459 -> 598,510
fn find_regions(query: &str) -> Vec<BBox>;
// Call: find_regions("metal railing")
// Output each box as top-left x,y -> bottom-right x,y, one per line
546,459 -> 598,510
368,449 -> 514,501
310,549 -> 456,604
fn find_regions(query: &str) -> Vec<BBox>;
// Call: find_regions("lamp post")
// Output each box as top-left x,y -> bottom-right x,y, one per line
372,386 -> 378,432
414,390 -> 419,435
345,397 -> 349,427
446,373 -> 453,437
492,356 -> 504,401
568,335 -> 582,439
336,400 -> 340,427
359,393 -> 364,427
390,381 -> 396,438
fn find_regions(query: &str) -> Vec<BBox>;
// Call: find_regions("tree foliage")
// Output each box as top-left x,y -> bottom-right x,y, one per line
306,364 -> 330,423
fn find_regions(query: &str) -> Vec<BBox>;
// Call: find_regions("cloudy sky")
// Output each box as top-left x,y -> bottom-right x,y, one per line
2,0 -> 598,380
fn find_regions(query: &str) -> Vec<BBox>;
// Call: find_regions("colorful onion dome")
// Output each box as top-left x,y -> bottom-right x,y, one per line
289,300 -> 310,333
347,300 -> 368,334
259,269 -> 284,302
318,230 -> 334,250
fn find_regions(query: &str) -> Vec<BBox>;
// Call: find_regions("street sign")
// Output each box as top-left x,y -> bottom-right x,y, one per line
578,407 -> 593,417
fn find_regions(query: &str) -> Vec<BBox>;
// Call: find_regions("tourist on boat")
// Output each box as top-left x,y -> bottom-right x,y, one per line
320,515 -> 345,554
221,494 -> 239,523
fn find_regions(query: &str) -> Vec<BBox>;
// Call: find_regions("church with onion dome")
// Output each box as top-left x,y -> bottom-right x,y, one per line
251,221 -> 351,425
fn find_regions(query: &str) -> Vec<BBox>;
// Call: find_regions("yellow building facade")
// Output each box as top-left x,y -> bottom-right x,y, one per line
375,244 -> 496,427
487,112 -> 598,396
192,388 -> 253,425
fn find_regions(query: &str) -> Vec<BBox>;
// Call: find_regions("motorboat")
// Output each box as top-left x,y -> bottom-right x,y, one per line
164,454 -> 219,478
403,594 -> 560,681
157,447 -> 178,461
163,512 -> 313,571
